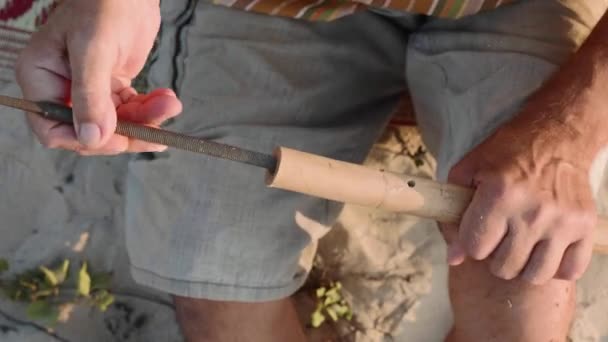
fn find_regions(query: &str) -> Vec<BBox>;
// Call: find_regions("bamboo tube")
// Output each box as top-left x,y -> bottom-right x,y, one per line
266,147 -> 608,253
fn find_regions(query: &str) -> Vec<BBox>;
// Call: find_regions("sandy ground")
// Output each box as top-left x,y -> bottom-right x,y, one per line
0,71 -> 607,341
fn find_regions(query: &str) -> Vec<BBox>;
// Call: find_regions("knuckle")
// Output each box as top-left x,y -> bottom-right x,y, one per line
522,272 -> 541,285
523,266 -> 552,285
465,239 -> 487,260
479,179 -> 521,212
492,267 -> 517,281
460,223 -> 492,260
570,259 -> 588,279
552,211 -> 594,239
502,185 -> 527,207
490,260 -> 516,280
529,275 -> 550,286
559,268 -> 581,281
577,211 -> 596,231
525,204 -> 555,227
547,217 -> 572,240
483,177 -> 510,202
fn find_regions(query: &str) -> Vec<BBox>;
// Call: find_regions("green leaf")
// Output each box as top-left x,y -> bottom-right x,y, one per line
329,303 -> 350,317
315,287 -> 326,298
326,306 -> 338,322
92,290 -> 115,312
90,272 -> 112,290
39,266 -> 58,286
30,288 -> 55,301
26,301 -> 59,324
78,262 -> 91,297
323,288 -> 341,305
53,259 -> 70,284
0,259 -> 8,273
311,309 -> 326,328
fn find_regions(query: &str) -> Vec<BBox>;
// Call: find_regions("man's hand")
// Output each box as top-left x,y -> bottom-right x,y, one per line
443,9 -> 608,286
16,0 -> 182,155
444,106 -> 598,285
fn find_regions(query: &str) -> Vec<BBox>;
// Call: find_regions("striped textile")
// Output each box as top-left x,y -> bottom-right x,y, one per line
0,0 -> 58,83
213,0 -> 516,21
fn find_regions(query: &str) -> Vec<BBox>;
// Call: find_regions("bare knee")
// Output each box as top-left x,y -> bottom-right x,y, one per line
447,260 -> 576,342
173,296 -> 221,340
173,296 -> 305,342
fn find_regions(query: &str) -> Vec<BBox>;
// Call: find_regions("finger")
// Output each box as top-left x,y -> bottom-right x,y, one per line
125,138 -> 168,153
119,87 -> 138,103
16,31 -> 71,103
129,94 -> 148,103
148,88 -> 177,98
77,131 -> 167,155
521,240 -> 567,285
459,189 -> 508,260
16,34 -> 79,150
489,222 -> 537,280
438,222 -> 467,265
555,239 -> 593,281
120,87 -> 177,103
25,115 -> 82,150
117,90 -> 182,125
447,241 -> 467,266
68,30 -> 117,149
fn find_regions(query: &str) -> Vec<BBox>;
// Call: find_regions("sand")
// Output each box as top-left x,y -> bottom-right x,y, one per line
0,71 -> 607,341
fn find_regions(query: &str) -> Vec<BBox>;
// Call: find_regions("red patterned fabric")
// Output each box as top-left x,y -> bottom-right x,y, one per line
0,0 -> 35,22
0,0 -> 57,30
0,0 -> 58,81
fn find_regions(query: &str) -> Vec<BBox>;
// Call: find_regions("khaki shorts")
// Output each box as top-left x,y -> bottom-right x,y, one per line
125,0 -> 608,301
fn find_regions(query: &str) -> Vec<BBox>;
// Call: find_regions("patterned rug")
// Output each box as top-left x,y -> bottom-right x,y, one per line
0,0 -> 57,83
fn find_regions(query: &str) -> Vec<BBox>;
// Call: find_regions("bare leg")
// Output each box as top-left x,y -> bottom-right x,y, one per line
173,296 -> 306,342
447,259 -> 575,342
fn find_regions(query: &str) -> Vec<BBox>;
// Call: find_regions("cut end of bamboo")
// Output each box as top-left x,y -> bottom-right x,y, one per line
264,147 -> 283,185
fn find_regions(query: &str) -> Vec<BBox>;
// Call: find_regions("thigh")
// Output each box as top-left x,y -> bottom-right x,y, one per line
125,3 -> 408,301
406,0 -> 607,340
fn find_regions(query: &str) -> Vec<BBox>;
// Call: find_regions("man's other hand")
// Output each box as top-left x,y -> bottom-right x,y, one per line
16,0 -> 182,155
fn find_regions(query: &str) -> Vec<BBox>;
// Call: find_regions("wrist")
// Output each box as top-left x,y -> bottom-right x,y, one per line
507,12 -> 608,167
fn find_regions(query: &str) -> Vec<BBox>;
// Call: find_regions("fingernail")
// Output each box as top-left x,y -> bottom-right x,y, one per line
447,243 -> 466,266
78,123 -> 101,148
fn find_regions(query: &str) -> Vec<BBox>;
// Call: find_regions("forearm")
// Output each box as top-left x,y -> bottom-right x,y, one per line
509,10 -> 608,165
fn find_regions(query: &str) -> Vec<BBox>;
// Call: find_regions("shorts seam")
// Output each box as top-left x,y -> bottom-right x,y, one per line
130,264 -> 308,301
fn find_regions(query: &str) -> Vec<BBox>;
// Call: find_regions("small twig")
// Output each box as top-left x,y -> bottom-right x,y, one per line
0,306 -> 70,342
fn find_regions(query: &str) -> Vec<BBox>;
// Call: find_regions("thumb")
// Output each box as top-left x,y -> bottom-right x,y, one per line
68,35 -> 117,148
